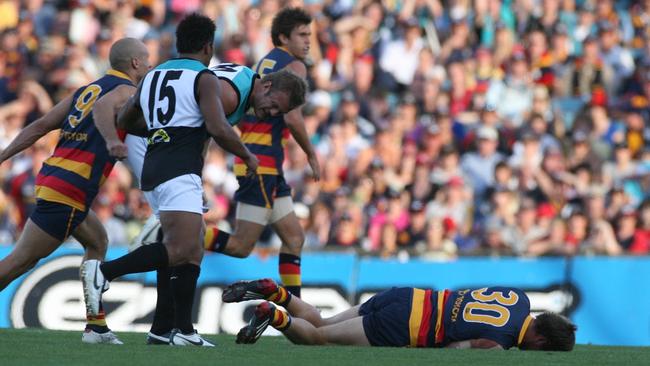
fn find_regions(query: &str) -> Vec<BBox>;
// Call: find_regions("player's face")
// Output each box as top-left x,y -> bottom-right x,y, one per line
285,24 -> 311,60
253,90 -> 291,119
134,50 -> 152,82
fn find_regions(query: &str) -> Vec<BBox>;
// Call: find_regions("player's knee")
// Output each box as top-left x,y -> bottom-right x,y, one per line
11,254 -> 39,275
282,232 -> 305,253
24,258 -> 39,272
314,328 -> 328,345
227,242 -> 254,258
84,232 -> 108,255
163,244 -> 184,265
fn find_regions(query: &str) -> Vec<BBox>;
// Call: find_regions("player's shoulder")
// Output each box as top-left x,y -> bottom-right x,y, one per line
210,63 -> 255,77
264,47 -> 291,61
283,60 -> 307,77
153,58 -> 207,73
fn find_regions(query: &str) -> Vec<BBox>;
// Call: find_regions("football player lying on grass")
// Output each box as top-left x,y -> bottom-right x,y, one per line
222,279 -> 576,351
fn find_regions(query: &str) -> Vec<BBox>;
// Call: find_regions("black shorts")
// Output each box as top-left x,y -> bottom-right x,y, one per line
30,199 -> 88,241
359,287 -> 414,347
234,174 -> 291,208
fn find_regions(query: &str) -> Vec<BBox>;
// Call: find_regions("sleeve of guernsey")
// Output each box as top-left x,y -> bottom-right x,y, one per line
235,67 -> 259,121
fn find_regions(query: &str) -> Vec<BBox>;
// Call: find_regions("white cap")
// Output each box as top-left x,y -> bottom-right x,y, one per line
477,126 -> 498,140
309,90 -> 332,109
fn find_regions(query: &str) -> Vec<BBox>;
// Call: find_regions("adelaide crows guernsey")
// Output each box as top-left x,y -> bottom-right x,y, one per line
138,58 -> 211,191
35,70 -> 133,211
233,47 -> 297,177
440,287 -> 532,349
209,63 -> 258,126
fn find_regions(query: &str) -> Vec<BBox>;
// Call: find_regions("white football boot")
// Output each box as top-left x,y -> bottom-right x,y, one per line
169,329 -> 215,347
82,329 -> 123,345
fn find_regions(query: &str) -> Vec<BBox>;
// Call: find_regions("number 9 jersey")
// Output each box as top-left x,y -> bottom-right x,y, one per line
441,287 -> 533,349
138,58 -> 212,191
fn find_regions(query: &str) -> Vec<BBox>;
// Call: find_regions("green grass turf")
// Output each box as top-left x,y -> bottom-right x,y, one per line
0,328 -> 648,366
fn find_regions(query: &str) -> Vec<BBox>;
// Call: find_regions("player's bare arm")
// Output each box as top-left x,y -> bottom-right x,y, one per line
94,84 -> 136,160
446,339 -> 503,350
285,108 -> 320,180
282,60 -> 320,179
198,71 -> 259,175
218,78 -> 240,116
116,85 -> 148,137
0,94 -> 73,163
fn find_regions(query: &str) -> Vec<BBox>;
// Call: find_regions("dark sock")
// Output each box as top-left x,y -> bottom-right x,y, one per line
204,227 -> 230,253
279,253 -> 301,298
170,264 -> 200,334
150,267 -> 174,336
100,242 -> 169,282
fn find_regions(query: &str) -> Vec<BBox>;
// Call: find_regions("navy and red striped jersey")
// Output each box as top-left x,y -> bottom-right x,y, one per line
35,70 -> 132,211
406,287 -> 532,349
233,47 -> 297,177
439,287 -> 532,349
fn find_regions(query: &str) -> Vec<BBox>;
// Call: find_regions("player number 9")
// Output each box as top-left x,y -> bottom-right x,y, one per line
68,84 -> 102,128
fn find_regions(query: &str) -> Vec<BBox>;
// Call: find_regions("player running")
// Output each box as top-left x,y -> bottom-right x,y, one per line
224,279 -> 576,351
204,7 -> 320,300
82,13 -> 305,347
95,63 -> 308,345
0,38 -> 151,344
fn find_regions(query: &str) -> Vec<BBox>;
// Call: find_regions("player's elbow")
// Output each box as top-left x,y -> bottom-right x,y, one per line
206,121 -> 230,140
29,117 -> 55,138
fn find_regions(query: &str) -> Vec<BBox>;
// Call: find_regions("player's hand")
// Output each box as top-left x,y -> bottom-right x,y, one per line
107,140 -> 128,160
308,154 -> 321,181
243,154 -> 259,177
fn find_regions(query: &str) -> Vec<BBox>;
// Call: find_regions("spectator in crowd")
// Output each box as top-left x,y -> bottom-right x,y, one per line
461,126 -> 503,199
0,0 -> 647,258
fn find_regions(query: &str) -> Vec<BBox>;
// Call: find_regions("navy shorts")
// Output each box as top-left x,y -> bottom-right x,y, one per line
234,174 -> 291,208
359,287 -> 414,347
30,199 -> 88,241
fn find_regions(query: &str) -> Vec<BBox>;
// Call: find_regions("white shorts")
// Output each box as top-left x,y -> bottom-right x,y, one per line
144,174 -> 204,217
235,196 -> 294,225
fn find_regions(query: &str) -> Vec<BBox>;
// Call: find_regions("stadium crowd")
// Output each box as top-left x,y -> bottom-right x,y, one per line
0,0 -> 649,258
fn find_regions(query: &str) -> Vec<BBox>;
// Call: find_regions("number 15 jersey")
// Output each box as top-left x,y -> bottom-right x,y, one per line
138,58 -> 211,191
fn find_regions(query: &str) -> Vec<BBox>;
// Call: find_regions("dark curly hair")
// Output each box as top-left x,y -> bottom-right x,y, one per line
176,13 -> 216,53
271,8 -> 312,47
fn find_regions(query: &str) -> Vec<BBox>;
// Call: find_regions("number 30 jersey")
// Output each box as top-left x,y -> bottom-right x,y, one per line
441,287 -> 532,349
138,58 -> 211,191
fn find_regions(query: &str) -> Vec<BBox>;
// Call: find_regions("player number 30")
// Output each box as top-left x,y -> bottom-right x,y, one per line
462,288 -> 519,327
